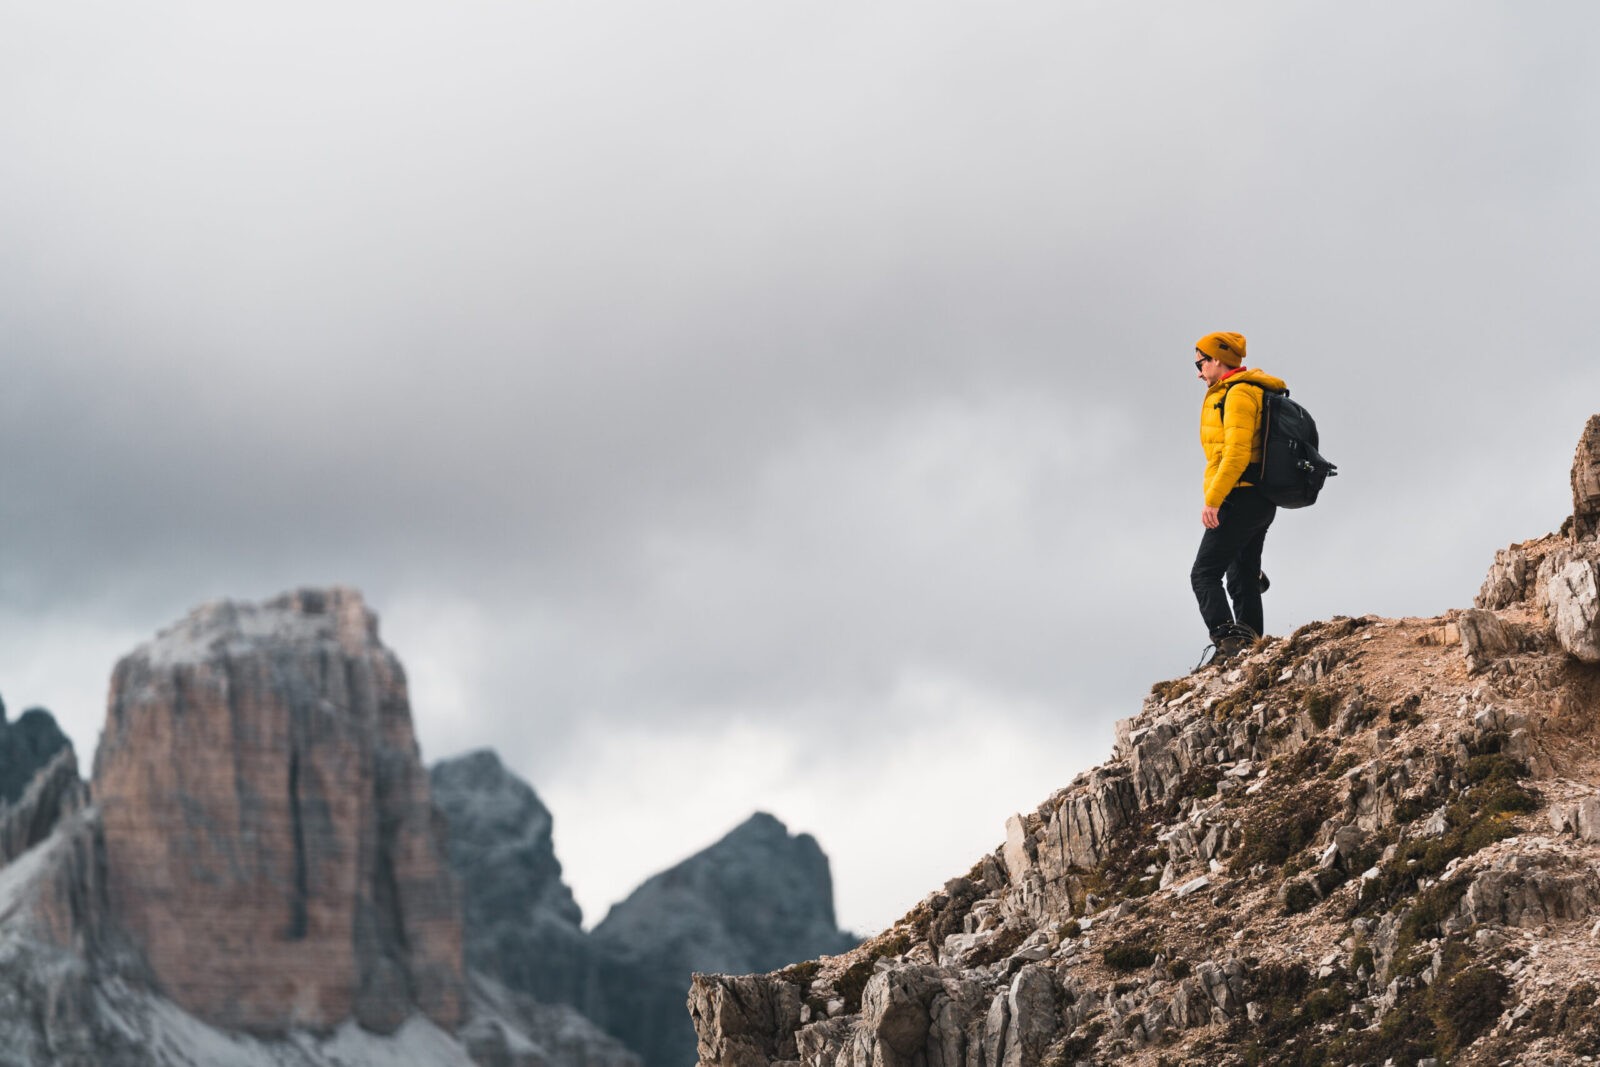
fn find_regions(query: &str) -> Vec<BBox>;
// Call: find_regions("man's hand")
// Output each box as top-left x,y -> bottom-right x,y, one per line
1202,506 -> 1221,529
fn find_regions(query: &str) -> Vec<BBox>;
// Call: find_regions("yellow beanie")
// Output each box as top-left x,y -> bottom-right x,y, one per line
1195,331 -> 1246,368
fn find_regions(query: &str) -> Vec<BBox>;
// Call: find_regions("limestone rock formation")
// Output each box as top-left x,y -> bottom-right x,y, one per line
1549,558 -> 1600,663
1,588 -> 646,1067
1573,413 -> 1600,540
1476,418 -> 1600,664
90,587 -> 465,1035
591,813 -> 858,1067
3,591 -> 854,1065
432,749 -> 595,1010
688,414 -> 1600,1066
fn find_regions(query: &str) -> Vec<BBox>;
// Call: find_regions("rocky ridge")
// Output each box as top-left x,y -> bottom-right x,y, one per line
689,417 -> 1600,1066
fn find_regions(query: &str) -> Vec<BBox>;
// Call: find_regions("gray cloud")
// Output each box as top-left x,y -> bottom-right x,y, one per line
2,0 -> 1597,930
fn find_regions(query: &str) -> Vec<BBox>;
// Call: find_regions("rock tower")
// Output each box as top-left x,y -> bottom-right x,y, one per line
91,587 -> 465,1034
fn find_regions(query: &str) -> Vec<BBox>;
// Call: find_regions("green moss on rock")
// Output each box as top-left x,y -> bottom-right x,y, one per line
1231,781 -> 1335,874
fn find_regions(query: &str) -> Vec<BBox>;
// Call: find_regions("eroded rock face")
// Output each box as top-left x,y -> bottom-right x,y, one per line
1460,608 -> 1519,673
90,588 -> 464,1035
1476,417 -> 1600,665
431,749 -> 595,1011
1573,414 -> 1600,541
1548,559 -> 1600,663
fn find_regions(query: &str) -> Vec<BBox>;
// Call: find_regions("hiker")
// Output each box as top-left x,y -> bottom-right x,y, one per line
1191,331 -> 1289,664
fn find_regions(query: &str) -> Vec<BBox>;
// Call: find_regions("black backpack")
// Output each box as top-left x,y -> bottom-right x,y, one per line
1219,381 -> 1338,509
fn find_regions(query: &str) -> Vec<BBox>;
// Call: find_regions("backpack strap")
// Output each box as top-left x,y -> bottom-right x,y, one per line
1215,378 -> 1285,419
1214,379 -> 1281,486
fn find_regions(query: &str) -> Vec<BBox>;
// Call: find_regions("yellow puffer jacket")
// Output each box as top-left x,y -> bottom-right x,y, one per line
1201,368 -> 1289,508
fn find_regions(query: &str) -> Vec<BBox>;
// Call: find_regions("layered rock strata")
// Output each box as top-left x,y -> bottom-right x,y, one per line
90,588 -> 465,1034
689,416 -> 1600,1066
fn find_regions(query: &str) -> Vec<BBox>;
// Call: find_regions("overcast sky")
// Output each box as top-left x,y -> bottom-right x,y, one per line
2,1 -> 1597,937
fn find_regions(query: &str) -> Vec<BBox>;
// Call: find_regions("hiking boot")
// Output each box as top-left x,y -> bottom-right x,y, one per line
1193,624 -> 1263,672
1211,623 -> 1261,661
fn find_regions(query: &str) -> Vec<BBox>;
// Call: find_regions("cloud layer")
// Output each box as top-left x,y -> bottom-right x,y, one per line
3,1 -> 1597,932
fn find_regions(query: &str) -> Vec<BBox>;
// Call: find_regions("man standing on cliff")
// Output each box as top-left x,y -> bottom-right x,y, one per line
1191,331 -> 1288,665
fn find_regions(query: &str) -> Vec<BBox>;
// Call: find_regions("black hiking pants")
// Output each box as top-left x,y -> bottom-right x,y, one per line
1191,485 -> 1276,638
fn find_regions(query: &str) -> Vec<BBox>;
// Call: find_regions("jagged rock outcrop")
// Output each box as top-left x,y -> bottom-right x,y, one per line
592,812 -> 857,1067
1476,415 -> 1600,664
90,587 -> 465,1035
690,415 -> 1600,1067
1573,413 -> 1600,540
1549,556 -> 1600,664
432,749 -> 596,1010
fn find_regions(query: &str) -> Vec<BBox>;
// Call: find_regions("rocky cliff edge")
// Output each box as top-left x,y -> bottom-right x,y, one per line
689,415 -> 1600,1067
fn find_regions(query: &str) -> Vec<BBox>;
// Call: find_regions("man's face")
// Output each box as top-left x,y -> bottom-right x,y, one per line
1196,353 -> 1230,386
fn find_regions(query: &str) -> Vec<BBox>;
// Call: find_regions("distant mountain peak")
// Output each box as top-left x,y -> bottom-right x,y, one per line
1,588 -> 640,1067
0,703 -> 71,806
94,586 -> 464,1035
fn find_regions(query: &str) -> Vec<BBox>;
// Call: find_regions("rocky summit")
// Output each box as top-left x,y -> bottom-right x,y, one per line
689,417 -> 1600,1066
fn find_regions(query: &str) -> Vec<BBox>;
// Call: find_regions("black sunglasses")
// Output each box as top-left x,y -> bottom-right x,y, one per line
1194,355 -> 1213,370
